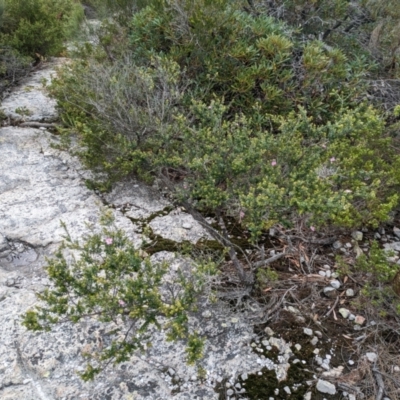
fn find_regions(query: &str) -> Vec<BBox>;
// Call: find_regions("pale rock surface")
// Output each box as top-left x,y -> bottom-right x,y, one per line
0,62 -> 61,122
149,212 -> 212,243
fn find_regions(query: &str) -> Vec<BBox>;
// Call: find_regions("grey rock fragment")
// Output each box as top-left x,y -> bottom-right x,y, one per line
316,379 -> 336,395
384,242 -> 400,252
283,386 -> 291,394
366,352 -> 377,363
264,327 -> 274,336
333,240 -> 342,249
304,392 -> 312,400
310,337 -> 318,346
330,279 -> 341,289
323,286 -> 337,298
351,231 -> 363,241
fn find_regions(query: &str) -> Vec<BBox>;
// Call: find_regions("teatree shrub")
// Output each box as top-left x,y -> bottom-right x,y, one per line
156,101 -> 400,239
129,0 -> 369,123
0,0 -> 83,57
23,217 -> 215,380
50,0 -> 400,239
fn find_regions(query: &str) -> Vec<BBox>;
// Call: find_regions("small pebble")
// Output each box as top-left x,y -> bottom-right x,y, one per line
352,231 -> 363,241
333,240 -> 342,249
330,279 -> 341,289
366,352 -> 377,363
310,337 -> 318,346
323,286 -> 337,298
346,288 -> 354,297
303,328 -> 313,336
339,308 -> 350,319
284,386 -> 291,394
265,327 -> 274,336
354,315 -> 366,325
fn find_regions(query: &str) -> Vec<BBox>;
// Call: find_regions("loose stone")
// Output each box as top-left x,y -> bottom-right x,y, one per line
346,288 -> 355,297
333,240 -> 342,249
354,315 -> 366,325
351,231 -> 363,241
283,386 -> 291,394
310,337 -> 318,346
366,352 -> 377,363
330,279 -> 341,289
339,308 -> 350,319
303,328 -> 313,336
264,327 -> 274,336
393,227 -> 400,238
316,379 -> 336,395
323,287 -> 337,298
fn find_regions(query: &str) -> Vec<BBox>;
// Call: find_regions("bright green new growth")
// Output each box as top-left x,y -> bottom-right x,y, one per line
22,216 -> 214,380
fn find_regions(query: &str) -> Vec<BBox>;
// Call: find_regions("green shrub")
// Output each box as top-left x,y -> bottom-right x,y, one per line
50,0 -> 400,241
22,215 -> 215,380
0,0 -> 83,57
0,46 -> 31,95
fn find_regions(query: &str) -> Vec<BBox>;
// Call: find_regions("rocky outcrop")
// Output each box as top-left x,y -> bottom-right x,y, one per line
0,59 -> 288,399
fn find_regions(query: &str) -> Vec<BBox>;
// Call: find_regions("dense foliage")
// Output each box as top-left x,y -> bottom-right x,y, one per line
51,0 -> 400,236
0,0 -> 83,95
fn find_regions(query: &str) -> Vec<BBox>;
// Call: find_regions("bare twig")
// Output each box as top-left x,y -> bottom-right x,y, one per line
372,366 -> 385,400
325,296 -> 340,317
252,252 -> 285,268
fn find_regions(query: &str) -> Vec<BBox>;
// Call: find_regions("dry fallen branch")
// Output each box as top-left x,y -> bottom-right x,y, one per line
372,366 -> 385,400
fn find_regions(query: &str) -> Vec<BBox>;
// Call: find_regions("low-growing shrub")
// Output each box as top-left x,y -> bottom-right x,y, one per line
23,214 -> 216,380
